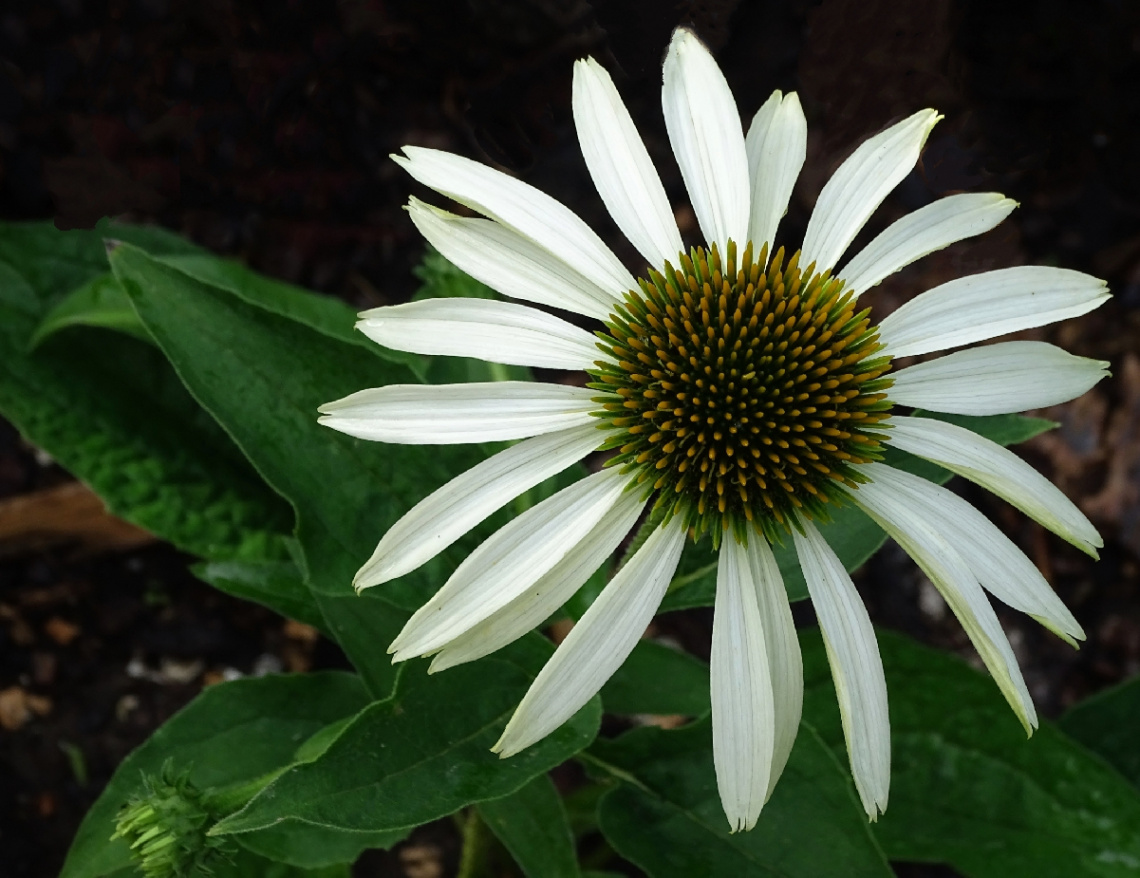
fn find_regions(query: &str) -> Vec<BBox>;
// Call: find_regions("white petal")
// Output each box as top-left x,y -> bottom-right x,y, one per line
878,267 -> 1110,358
712,538 -> 775,832
889,341 -> 1109,415
493,515 -> 686,756
407,198 -> 618,321
866,455 -> 1082,644
793,521 -> 889,818
390,468 -> 629,659
395,147 -> 636,296
838,193 -> 1017,297
317,381 -> 598,444
848,464 -> 1038,732
745,536 -> 804,801
887,416 -> 1102,557
573,57 -> 683,270
429,486 -> 646,672
745,91 -> 807,256
357,298 -> 603,371
661,28 -> 750,258
354,424 -> 604,590
801,109 -> 941,274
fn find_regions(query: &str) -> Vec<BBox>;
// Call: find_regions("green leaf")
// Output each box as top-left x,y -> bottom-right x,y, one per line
0,219 -> 200,309
108,243 -> 489,695
660,412 -> 1057,612
586,719 -> 891,877
60,672 -> 370,878
1059,676 -> 1140,788
478,774 -> 581,878
30,245 -> 429,377
601,640 -> 710,717
802,629 -> 1140,877
193,558 -> 329,636
158,254 -> 364,348
217,847 -> 352,878
0,222 -> 294,566
235,822 -> 406,871
212,642 -> 600,837
30,273 -> 152,347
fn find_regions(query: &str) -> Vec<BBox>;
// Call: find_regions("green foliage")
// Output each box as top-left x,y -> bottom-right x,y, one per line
587,720 -> 891,877
61,673 -> 372,878
31,273 -> 153,346
1060,676 -> 1140,787
803,630 -> 1140,878
478,775 -> 581,878
191,558 -> 329,636
211,643 -> 599,838
1,220 -> 1127,878
601,640 -> 711,717
107,243 -> 483,694
0,222 -> 293,566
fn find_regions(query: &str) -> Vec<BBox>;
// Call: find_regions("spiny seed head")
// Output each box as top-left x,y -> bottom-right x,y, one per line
588,241 -> 894,546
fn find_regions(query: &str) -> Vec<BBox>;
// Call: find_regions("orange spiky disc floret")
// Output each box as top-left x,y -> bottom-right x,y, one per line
588,241 -> 894,546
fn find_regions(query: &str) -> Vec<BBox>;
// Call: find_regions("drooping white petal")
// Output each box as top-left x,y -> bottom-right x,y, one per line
848,464 -> 1038,733
407,199 -> 618,321
878,267 -> 1110,358
745,90 -> 807,256
494,516 -> 686,756
889,341 -> 1109,415
573,57 -> 683,271
356,298 -> 603,371
354,424 -> 604,590
864,457 -> 1082,643
887,416 -> 1102,557
838,193 -> 1017,297
317,381 -> 598,444
395,146 -> 637,296
390,468 -> 629,659
712,537 -> 775,832
745,536 -> 804,802
661,28 -> 750,258
429,486 -> 645,672
793,521 -> 889,818
801,109 -> 941,274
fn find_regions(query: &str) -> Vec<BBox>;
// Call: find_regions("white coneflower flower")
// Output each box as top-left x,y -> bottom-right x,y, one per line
319,28 -> 1108,832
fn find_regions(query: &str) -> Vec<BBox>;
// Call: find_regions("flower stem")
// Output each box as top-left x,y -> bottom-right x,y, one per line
456,808 -> 491,878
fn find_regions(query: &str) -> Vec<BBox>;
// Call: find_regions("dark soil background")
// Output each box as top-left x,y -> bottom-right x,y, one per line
2,1 -> 1139,876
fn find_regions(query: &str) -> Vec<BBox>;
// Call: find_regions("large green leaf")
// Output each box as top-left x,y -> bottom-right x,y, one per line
586,720 -> 891,877
109,246 -> 603,830
60,672 -> 371,878
211,640 -> 600,838
0,222 -> 293,566
478,774 -> 581,878
802,629 -> 1140,877
108,243 -> 489,695
1059,676 -> 1140,788
600,640 -> 711,717
660,412 -> 1056,612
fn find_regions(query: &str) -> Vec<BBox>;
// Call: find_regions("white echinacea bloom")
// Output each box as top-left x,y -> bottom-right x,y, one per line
318,28 -> 1108,831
